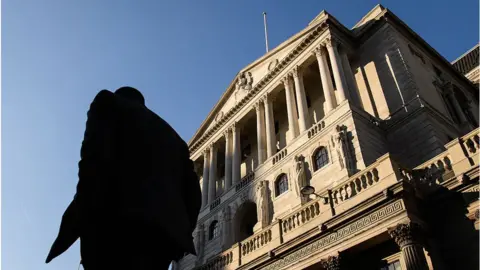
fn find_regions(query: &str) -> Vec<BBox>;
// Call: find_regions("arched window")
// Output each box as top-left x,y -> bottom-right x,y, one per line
209,220 -> 219,240
275,174 -> 289,197
313,147 -> 329,171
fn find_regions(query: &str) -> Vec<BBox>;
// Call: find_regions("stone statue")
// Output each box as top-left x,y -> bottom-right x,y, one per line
293,156 -> 307,201
334,125 -> 354,175
220,206 -> 231,249
195,224 -> 205,260
255,181 -> 269,228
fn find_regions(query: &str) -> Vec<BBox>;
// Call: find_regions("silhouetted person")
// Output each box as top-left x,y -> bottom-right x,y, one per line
46,87 -> 201,269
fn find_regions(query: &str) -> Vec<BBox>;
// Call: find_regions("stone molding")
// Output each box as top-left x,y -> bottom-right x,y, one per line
260,200 -> 404,270
320,255 -> 341,270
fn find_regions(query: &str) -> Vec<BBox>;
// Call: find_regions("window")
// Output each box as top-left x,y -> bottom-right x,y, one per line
209,221 -> 219,240
313,147 -> 329,171
275,174 -> 289,196
380,260 -> 402,270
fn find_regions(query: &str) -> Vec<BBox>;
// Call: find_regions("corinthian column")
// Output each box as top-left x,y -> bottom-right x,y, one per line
255,101 -> 267,164
314,46 -> 335,114
208,143 -> 217,204
282,76 -> 299,142
231,123 -> 241,186
388,222 -> 429,270
263,93 -> 276,158
292,65 -> 310,133
201,149 -> 210,208
223,130 -> 232,190
325,37 -> 348,103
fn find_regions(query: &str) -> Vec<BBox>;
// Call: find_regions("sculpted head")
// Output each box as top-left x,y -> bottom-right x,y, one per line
115,86 -> 145,106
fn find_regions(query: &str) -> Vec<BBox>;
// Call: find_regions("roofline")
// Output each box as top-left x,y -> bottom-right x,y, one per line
451,43 -> 480,64
187,15 -> 331,147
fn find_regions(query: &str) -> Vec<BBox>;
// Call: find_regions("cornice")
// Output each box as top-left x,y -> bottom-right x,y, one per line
189,21 -> 331,154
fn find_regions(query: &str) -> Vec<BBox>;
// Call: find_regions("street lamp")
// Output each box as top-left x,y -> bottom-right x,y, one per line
300,185 -> 329,205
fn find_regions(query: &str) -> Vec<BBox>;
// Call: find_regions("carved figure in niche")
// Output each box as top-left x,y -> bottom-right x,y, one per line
293,156 -> 308,204
194,224 -> 205,261
333,125 -> 354,175
236,72 -> 254,91
255,181 -> 269,228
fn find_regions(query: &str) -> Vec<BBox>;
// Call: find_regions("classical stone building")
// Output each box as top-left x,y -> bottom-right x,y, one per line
175,5 -> 479,270
452,44 -> 479,87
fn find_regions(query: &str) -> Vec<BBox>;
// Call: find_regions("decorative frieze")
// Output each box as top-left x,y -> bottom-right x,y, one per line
261,200 -> 404,270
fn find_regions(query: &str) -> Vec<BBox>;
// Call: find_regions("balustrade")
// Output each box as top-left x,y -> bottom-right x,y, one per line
241,229 -> 273,256
272,148 -> 288,165
196,248 -> 235,270
462,129 -> 480,159
210,197 -> 221,210
282,200 -> 321,234
307,120 -> 326,139
331,167 -> 380,206
235,171 -> 255,192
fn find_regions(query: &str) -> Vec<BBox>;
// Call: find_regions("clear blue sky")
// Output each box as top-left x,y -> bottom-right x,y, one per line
2,0 -> 478,269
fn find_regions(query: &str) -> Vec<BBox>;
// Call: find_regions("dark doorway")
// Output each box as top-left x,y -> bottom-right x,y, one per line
234,201 -> 257,243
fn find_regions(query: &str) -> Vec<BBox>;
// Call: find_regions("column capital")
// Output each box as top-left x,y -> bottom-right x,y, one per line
230,121 -> 238,132
262,92 -> 275,104
223,129 -> 231,139
320,255 -> 341,270
388,222 -> 424,248
209,142 -> 216,150
202,147 -> 210,155
281,76 -> 291,87
254,100 -> 262,111
291,65 -> 302,79
324,36 -> 340,49
313,45 -> 326,58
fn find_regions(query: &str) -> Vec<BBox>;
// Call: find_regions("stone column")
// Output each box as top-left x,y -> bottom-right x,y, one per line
208,143 -> 217,204
388,222 -> 429,270
255,101 -> 267,164
263,93 -> 276,158
320,255 -> 341,270
314,46 -> 335,114
282,76 -> 299,141
291,65 -> 311,133
201,149 -> 210,208
340,50 -> 362,107
224,130 -> 232,190
232,123 -> 241,186
325,37 -> 347,103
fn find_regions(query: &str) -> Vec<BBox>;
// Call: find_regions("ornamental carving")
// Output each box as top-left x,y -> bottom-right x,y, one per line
388,222 -> 424,248
215,111 -> 224,123
236,72 -> 254,91
260,200 -> 404,270
268,59 -> 279,71
320,255 -> 341,270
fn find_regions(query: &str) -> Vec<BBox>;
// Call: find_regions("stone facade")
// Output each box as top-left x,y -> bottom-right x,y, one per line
178,5 -> 479,270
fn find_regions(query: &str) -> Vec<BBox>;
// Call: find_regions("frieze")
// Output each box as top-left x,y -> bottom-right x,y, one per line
260,200 -> 404,270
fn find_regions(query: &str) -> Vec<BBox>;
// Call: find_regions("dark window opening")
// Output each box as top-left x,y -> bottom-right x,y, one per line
209,221 -> 219,240
313,147 -> 329,171
275,174 -> 289,196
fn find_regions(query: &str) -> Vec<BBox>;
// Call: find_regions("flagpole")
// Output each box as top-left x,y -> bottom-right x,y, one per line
263,12 -> 269,53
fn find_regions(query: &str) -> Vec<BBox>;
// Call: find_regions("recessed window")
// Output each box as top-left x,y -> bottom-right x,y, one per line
275,174 -> 289,196
313,147 -> 329,171
380,260 -> 402,270
209,220 -> 219,240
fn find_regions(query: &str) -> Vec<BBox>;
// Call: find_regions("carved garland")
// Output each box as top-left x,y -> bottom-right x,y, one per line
260,200 -> 404,270
189,20 -> 330,154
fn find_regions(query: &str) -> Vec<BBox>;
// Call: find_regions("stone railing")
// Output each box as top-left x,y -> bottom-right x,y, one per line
331,166 -> 380,206
462,128 -> 480,163
282,199 -> 321,235
272,148 -> 288,165
241,228 -> 272,257
210,197 -> 221,210
235,171 -> 255,192
307,120 -> 326,139
195,244 -> 239,270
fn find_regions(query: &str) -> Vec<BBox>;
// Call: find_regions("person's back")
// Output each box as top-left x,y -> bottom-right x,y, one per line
46,87 -> 201,269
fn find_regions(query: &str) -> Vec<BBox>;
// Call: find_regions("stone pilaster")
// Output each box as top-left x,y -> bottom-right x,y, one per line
282,76 -> 299,141
255,101 -> 267,164
223,130 -> 232,190
208,143 -> 217,204
314,46 -> 335,113
231,123 -> 241,186
292,65 -> 311,133
201,149 -> 210,208
263,93 -> 276,158
388,222 -> 429,270
325,37 -> 347,103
